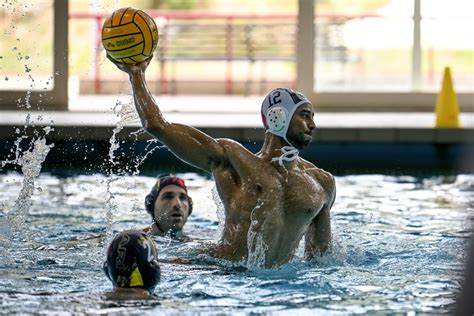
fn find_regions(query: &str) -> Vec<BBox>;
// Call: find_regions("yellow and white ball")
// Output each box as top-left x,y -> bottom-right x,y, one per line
102,7 -> 158,65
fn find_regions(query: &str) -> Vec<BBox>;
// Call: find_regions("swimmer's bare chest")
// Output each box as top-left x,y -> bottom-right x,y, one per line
214,153 -> 326,225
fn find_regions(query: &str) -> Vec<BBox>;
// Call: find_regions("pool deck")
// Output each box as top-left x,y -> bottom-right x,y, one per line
1,95 -> 473,173
1,94 -> 473,141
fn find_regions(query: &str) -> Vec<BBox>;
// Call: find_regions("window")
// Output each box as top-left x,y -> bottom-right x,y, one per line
0,0 -> 67,110
297,0 -> 473,110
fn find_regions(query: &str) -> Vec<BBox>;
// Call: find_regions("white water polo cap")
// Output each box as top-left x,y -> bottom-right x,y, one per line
261,88 -> 311,145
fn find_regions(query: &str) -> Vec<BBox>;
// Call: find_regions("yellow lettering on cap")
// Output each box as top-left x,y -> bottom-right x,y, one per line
129,266 -> 144,287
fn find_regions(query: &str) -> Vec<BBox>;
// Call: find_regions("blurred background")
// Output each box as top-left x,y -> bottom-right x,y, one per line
0,0 -> 472,107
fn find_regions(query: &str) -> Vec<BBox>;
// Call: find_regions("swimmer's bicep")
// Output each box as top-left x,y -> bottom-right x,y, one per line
149,122 -> 227,171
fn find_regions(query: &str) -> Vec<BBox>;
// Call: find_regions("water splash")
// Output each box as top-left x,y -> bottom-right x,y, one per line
0,128 -> 53,265
247,199 -> 268,268
102,98 -> 161,247
102,99 -> 139,248
212,185 -> 225,234
108,99 -> 139,165
128,138 -> 162,213
130,137 -> 161,176
247,232 -> 269,269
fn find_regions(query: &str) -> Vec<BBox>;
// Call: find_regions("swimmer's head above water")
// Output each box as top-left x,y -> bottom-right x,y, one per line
144,174 -> 193,237
261,88 -> 314,164
103,230 -> 160,296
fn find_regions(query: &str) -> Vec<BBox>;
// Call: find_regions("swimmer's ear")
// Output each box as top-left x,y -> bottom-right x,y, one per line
145,194 -> 155,216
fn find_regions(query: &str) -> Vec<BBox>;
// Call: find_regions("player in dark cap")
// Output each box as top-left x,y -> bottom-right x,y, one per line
103,230 -> 161,299
143,174 -> 193,239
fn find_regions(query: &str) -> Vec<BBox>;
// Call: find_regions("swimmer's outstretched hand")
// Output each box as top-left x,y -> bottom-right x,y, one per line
106,54 -> 153,74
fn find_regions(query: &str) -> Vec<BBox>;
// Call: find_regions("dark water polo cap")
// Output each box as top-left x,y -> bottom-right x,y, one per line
103,229 -> 161,293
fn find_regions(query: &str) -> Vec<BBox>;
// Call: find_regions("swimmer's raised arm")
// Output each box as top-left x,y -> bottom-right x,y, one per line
108,55 -> 225,173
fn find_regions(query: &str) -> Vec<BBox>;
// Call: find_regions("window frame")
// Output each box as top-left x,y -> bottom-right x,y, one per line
0,0 -> 68,111
297,0 -> 473,112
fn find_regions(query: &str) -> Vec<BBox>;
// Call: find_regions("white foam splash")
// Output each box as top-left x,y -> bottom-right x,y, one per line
102,99 -> 137,250
246,199 -> 268,268
102,98 -> 160,249
212,184 -> 225,234
108,99 -> 139,165
1,134 -> 53,265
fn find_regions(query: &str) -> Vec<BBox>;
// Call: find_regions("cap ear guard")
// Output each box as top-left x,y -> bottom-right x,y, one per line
261,88 -> 311,145
103,260 -> 112,282
145,193 -> 155,218
266,107 -> 288,134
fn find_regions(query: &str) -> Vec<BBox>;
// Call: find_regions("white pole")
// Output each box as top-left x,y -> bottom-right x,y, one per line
297,0 -> 315,97
412,0 -> 422,91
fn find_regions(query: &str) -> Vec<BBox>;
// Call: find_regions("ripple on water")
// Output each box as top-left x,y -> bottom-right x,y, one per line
0,173 -> 472,314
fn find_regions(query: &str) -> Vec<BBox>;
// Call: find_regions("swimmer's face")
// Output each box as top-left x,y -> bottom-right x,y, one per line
286,103 -> 316,149
153,185 -> 190,233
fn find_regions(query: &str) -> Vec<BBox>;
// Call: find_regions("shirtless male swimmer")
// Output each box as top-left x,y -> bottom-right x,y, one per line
108,55 -> 336,268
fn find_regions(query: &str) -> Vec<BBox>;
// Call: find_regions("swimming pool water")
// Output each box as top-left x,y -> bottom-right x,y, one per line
0,172 -> 472,314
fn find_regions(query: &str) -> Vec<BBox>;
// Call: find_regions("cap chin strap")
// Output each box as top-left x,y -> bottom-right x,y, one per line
271,143 -> 299,167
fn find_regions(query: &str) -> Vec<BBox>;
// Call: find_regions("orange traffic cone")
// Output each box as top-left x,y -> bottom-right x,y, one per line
435,66 -> 460,128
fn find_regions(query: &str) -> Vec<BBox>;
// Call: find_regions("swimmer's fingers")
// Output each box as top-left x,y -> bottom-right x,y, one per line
136,54 -> 154,71
106,53 -> 128,72
106,53 -> 152,73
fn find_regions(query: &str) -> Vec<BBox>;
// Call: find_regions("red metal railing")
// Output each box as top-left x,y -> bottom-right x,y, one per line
70,11 -> 428,94
69,11 -> 299,94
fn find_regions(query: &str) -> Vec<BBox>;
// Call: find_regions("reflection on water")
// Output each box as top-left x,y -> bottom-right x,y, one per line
0,172 -> 472,314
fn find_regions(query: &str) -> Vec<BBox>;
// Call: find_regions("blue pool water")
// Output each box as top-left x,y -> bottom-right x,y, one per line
0,172 -> 472,314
